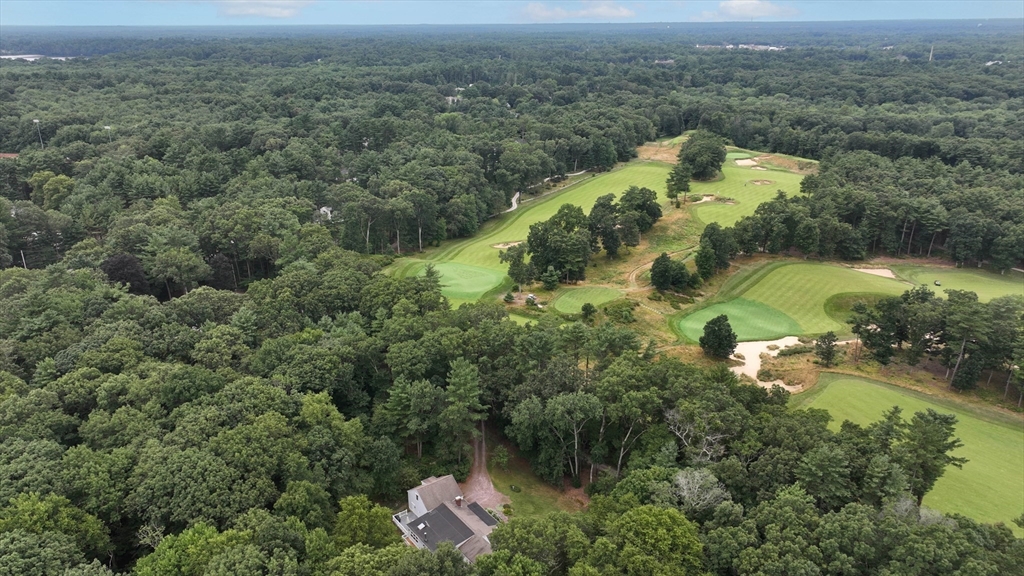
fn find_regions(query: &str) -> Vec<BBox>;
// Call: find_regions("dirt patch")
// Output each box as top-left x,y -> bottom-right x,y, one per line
492,241 -> 524,250
753,154 -> 818,175
460,422 -> 511,514
853,267 -> 897,279
735,158 -> 758,167
637,142 -> 681,163
751,166 -> 768,171
750,179 -> 774,185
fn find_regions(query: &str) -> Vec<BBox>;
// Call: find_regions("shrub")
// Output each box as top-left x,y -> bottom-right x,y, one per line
778,345 -> 814,357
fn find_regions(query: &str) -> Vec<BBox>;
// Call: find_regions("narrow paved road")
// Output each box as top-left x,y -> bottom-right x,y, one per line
459,422 -> 510,514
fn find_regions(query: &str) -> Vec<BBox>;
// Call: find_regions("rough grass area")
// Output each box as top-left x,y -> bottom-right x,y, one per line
676,297 -> 801,342
552,287 -> 622,314
892,265 -> 1023,303
793,373 -> 1024,534
690,156 -> 805,228
390,161 -> 671,302
741,263 -> 908,335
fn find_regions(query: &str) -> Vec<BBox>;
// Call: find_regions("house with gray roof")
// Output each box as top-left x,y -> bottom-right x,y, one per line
392,475 -> 499,562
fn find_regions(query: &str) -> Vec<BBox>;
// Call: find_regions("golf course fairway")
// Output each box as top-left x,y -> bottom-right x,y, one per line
892,265 -> 1023,302
691,153 -> 806,228
677,262 -> 909,341
793,373 -> 1024,534
391,161 -> 671,303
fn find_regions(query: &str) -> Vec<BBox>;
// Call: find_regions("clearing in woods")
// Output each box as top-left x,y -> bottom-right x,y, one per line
792,373 -> 1024,535
390,161 -> 672,304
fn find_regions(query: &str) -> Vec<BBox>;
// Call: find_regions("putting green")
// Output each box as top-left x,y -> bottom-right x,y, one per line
690,161 -> 805,228
725,151 -> 752,159
793,373 -> 1024,533
428,262 -> 507,305
552,287 -> 622,314
507,314 -> 535,326
741,263 -> 908,335
391,162 -> 672,302
677,262 -> 909,340
677,297 -> 801,342
892,266 -> 1023,303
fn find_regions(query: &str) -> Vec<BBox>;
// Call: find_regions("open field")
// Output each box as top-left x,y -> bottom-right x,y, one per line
792,373 -> 1024,534
551,286 -> 622,314
676,261 -> 909,341
690,153 -> 806,228
390,162 -> 671,303
892,265 -> 1023,302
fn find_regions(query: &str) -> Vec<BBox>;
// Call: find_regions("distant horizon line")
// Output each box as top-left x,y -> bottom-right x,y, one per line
2,18 -> 1022,28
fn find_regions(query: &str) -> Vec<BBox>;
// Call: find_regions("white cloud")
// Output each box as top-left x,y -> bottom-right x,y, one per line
218,0 -> 315,18
159,1 -> 316,19
694,0 -> 798,21
523,1 -> 636,22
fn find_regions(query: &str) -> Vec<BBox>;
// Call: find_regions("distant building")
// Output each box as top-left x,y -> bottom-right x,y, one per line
0,153 -> 18,159
392,475 -> 500,563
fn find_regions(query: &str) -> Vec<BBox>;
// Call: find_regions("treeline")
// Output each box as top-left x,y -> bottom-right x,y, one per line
684,151 -> 1023,271
501,187 -> 662,289
4,252 -> 1020,574
849,286 -> 1024,401
2,26 -> 1022,271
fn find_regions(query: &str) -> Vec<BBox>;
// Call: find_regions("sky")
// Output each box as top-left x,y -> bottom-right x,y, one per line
1,1 -> 1021,26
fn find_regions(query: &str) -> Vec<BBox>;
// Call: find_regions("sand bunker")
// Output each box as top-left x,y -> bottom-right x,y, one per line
853,267 -> 897,279
731,336 -> 802,392
492,241 -> 524,250
750,179 -> 773,185
735,159 -> 758,167
751,166 -> 768,171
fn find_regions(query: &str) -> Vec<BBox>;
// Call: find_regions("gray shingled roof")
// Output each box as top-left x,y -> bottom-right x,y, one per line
406,502 -> 475,551
412,474 -> 463,512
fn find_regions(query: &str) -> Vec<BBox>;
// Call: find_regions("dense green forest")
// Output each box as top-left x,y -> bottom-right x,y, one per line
1,22 -> 1022,575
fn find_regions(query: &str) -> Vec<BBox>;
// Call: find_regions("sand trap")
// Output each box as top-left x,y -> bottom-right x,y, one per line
853,267 -> 896,279
731,336 -> 802,392
492,241 -> 524,250
750,179 -> 773,185
735,159 -> 758,167
751,166 -> 768,171
690,195 -> 716,204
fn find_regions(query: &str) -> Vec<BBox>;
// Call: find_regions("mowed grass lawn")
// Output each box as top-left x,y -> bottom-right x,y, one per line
691,155 -> 805,228
677,262 -> 909,341
391,161 -> 671,302
741,264 -> 908,334
488,448 -> 581,518
793,374 -> 1024,534
552,286 -> 622,314
892,265 -> 1023,302
677,297 -> 802,342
